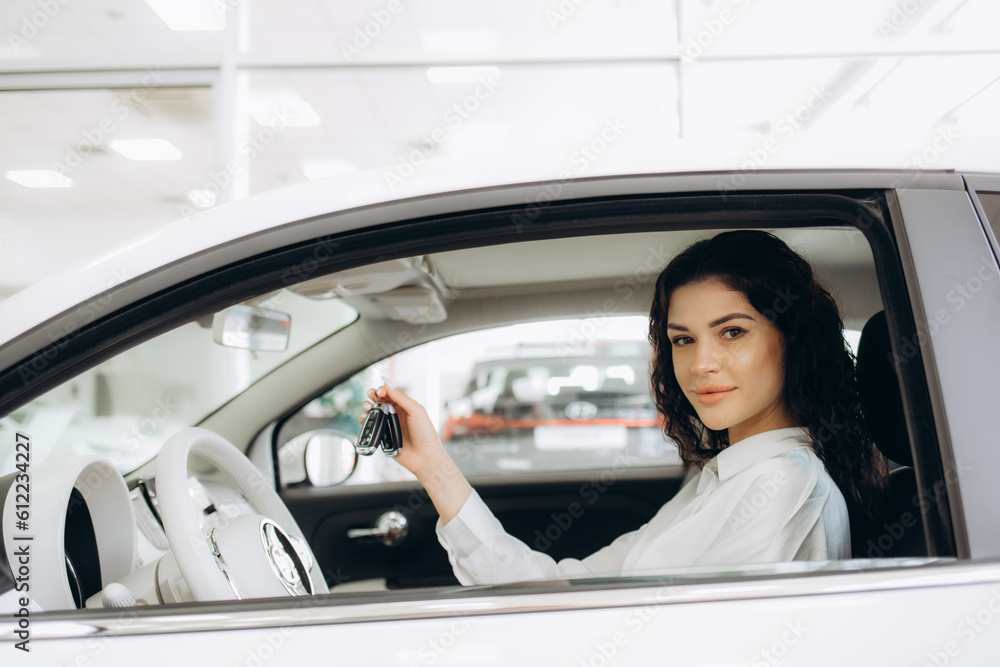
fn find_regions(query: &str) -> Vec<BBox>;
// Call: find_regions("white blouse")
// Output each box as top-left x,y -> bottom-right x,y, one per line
435,426 -> 850,585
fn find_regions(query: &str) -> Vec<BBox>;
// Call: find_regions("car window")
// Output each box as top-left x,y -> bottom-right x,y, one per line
976,192 -> 1000,241
278,315 -> 867,487
0,205 -> 958,629
276,316 -> 683,486
0,294 -> 357,476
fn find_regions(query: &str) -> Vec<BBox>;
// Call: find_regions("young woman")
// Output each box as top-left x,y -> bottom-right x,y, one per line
363,230 -> 887,585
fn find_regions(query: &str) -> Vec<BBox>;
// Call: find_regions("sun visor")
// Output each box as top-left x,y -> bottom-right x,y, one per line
368,286 -> 448,324
290,258 -> 419,298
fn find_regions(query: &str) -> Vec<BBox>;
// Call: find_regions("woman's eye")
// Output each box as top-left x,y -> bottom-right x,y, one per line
722,327 -> 746,340
671,336 -> 692,346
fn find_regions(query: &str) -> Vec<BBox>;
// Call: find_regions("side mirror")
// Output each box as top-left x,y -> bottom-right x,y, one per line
304,431 -> 359,487
212,305 -> 291,351
278,430 -> 358,488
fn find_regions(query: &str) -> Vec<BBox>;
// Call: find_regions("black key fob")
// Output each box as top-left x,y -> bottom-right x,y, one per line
381,406 -> 402,457
357,403 -> 388,455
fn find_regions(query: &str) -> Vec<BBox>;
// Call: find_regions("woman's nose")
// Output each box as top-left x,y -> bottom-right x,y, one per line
690,341 -> 723,375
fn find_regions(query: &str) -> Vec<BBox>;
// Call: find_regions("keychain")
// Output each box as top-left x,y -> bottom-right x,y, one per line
357,379 -> 402,457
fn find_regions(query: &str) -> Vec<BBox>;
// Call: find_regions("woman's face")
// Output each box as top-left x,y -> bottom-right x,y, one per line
667,278 -> 795,444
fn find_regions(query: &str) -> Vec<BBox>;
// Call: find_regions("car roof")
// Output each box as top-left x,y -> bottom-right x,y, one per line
0,152 -> 969,352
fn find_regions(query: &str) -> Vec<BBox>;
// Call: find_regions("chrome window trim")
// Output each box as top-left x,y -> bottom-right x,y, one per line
4,558 -> 999,641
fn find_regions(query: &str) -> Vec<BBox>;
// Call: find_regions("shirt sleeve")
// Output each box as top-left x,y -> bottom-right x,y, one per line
435,489 -> 647,585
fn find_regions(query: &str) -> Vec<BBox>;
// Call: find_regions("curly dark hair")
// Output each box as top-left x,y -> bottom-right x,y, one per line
647,230 -> 887,523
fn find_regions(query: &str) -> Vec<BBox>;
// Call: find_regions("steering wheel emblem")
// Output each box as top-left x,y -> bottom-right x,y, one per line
270,542 -> 299,585
260,520 -> 311,595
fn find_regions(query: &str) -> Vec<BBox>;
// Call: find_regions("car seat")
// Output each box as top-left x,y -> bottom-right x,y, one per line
855,310 -> 927,558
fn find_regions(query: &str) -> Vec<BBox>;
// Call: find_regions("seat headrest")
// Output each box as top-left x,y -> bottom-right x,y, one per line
856,310 -> 913,466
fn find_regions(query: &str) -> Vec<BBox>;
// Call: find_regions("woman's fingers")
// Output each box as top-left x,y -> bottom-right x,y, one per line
364,383 -> 435,440
377,384 -> 425,417
356,381 -> 451,480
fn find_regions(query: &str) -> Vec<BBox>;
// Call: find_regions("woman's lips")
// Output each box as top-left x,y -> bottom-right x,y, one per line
694,387 -> 736,405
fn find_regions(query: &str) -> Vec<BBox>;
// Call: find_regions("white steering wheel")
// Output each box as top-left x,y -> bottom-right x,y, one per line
156,427 -> 329,601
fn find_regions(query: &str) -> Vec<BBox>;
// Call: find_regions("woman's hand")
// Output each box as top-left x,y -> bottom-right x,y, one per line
361,382 -> 472,523
362,382 -> 446,481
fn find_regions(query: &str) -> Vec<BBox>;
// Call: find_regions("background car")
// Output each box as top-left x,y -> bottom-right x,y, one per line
440,339 -> 678,476
1,165 -> 999,664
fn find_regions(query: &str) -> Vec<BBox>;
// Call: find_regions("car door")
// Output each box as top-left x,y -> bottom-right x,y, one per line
5,172 -> 1000,665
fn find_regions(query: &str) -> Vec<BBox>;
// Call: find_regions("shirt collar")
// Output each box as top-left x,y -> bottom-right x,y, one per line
703,426 -> 813,482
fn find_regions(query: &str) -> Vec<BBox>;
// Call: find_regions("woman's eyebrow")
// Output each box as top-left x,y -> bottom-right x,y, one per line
667,312 -> 757,331
709,312 -> 756,327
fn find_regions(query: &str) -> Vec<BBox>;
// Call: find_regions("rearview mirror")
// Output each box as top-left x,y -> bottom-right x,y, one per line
212,305 -> 290,351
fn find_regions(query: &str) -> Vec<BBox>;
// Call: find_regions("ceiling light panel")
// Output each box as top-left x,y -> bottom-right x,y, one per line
110,139 -> 183,161
4,169 -> 73,188
143,0 -> 225,31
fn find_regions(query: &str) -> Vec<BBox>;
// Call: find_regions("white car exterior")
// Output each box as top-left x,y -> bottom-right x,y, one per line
1,164 -> 999,665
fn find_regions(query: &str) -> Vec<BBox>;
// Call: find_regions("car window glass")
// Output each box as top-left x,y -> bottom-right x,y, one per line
279,316 -> 868,487
277,316 -> 684,486
0,295 -> 357,477
976,192 -> 1000,242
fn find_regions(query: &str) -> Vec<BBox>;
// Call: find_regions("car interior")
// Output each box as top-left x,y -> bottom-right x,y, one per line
0,192 -> 956,615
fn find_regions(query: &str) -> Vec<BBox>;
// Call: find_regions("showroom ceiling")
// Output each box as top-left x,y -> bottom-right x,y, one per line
0,0 -> 998,295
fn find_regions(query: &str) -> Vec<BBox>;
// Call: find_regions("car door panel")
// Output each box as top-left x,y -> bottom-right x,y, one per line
282,471 -> 686,588
893,188 -> 1000,558
17,562 -> 1000,664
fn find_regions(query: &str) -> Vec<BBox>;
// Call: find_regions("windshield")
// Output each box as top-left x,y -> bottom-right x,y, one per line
0,291 -> 356,476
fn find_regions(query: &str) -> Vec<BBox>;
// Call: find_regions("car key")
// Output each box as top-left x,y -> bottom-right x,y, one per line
357,403 -> 389,455
380,404 -> 402,457
358,401 -> 403,457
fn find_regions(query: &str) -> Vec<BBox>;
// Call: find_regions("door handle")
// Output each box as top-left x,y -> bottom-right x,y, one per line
347,511 -> 408,546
